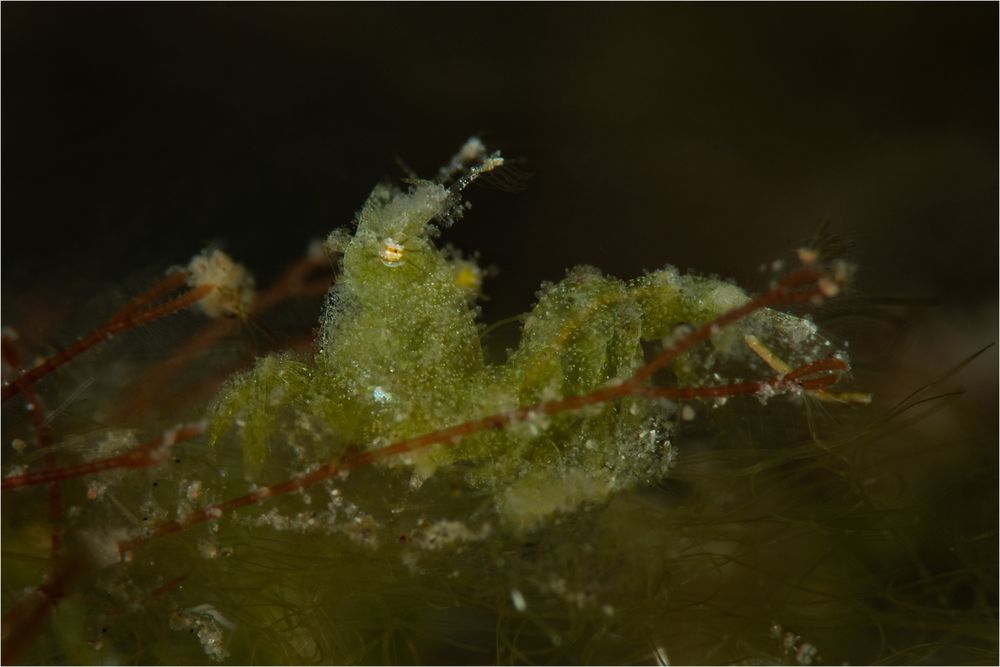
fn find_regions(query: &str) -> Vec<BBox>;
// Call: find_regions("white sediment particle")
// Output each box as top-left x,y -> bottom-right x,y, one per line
80,528 -> 132,567
510,589 -> 527,612
188,603 -> 237,630
523,410 -> 550,436
171,608 -> 231,662
795,642 -> 819,665
680,404 -> 696,421
89,430 -> 140,461
508,409 -> 550,438
187,249 -> 255,318
544,575 -> 595,609
410,519 -> 491,550
767,622 -> 821,665
755,382 -> 777,405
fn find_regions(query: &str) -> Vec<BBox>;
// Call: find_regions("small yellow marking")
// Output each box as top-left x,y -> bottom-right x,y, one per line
379,238 -> 405,267
455,264 -> 481,291
797,247 -> 819,265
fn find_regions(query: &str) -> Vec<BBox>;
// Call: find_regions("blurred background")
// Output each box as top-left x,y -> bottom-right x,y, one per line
3,5 -> 995,300
5,2 -> 996,415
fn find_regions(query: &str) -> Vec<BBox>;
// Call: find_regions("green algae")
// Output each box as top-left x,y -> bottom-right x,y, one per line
206,139 -> 834,530
4,140 -> 993,666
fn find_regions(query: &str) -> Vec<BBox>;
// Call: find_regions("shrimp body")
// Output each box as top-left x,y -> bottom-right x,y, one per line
209,140 -> 834,527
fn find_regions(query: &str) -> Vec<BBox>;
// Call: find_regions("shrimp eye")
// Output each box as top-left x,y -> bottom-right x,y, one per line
379,238 -> 405,267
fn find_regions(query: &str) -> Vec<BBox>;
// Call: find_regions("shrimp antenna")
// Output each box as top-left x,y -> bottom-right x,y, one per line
438,137 -> 506,198
437,136 -> 488,184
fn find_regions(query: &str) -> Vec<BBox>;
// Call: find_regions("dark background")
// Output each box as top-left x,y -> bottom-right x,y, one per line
3,4 -> 997,364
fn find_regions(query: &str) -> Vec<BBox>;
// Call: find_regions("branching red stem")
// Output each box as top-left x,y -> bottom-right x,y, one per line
113,254 -> 332,421
2,284 -> 215,402
106,271 -> 191,326
4,264 -> 851,662
117,266 -> 848,556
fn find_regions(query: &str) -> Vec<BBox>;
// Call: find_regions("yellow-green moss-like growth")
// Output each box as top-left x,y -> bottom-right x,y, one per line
209,138 -> 834,530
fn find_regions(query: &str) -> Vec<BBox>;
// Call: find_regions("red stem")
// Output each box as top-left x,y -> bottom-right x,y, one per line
5,263 -> 850,661
2,424 -> 205,491
628,268 -> 826,385
106,271 -> 190,326
2,285 -> 214,402
113,254 -> 332,421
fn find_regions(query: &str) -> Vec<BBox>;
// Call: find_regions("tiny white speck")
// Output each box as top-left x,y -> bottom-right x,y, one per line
510,589 -> 527,612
